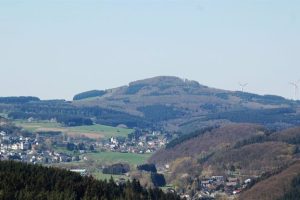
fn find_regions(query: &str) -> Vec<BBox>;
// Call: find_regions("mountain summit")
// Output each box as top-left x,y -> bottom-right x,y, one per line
73,76 -> 299,131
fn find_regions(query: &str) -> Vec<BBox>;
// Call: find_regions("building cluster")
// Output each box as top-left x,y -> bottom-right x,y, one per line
0,126 -> 170,165
179,176 -> 252,200
0,130 -> 83,164
99,130 -> 170,154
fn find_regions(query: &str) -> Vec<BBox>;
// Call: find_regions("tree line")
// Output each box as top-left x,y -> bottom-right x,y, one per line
73,90 -> 106,101
0,101 -> 151,128
280,173 -> 300,200
166,127 -> 216,149
0,160 -> 180,200
0,96 -> 40,104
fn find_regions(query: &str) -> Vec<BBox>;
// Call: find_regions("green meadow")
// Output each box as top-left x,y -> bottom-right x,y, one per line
86,151 -> 152,166
14,120 -> 133,139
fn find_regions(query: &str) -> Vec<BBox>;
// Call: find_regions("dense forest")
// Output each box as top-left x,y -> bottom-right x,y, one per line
232,92 -> 290,104
137,105 -> 185,122
73,90 -> 106,101
0,96 -> 40,104
137,164 -> 157,173
1,93 -> 300,130
205,107 -> 300,125
165,127 -> 216,149
0,160 -> 180,200
279,173 -> 300,200
0,99 -> 151,128
102,163 -> 130,175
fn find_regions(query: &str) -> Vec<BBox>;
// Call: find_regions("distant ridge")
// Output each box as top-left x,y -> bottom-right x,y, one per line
73,90 -> 106,100
0,96 -> 40,104
73,76 -> 299,131
1,76 -> 299,131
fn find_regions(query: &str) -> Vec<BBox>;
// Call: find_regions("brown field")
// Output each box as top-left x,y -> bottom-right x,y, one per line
36,127 -> 104,139
65,132 -> 105,139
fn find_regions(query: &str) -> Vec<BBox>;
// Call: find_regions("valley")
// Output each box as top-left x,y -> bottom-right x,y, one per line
1,76 -> 300,199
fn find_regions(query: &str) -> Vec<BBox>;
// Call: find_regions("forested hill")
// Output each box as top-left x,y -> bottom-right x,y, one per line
73,76 -> 300,131
1,76 -> 300,130
148,124 -> 300,196
0,96 -> 40,104
0,160 -> 180,200
239,161 -> 300,200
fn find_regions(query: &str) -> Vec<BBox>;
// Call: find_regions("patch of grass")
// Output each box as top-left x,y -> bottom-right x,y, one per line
92,172 -> 129,181
68,124 -> 133,138
48,152 -> 149,179
86,151 -> 152,166
160,185 -> 175,192
14,120 -> 133,139
14,120 -> 62,132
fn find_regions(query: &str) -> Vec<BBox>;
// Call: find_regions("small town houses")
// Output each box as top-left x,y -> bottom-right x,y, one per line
178,175 -> 252,200
0,127 -> 170,165
0,130 -> 74,164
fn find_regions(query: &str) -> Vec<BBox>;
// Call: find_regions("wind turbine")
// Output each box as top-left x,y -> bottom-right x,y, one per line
289,80 -> 300,100
239,82 -> 248,92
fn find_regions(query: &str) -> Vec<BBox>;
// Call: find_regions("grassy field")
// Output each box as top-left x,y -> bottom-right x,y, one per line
49,151 -> 151,167
160,185 -> 176,192
68,124 -> 133,138
86,151 -> 152,166
49,151 -> 151,181
14,120 -> 63,132
14,120 -> 133,139
51,162 -> 130,181
92,172 -> 129,181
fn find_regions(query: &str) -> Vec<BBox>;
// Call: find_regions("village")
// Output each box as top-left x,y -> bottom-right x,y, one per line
0,121 -> 254,200
177,175 -> 252,200
100,129 -> 170,154
0,129 -> 81,164
0,123 -> 170,165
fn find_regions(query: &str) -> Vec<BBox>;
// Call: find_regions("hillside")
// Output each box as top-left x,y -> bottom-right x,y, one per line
239,161 -> 300,200
149,123 -> 265,165
204,142 -> 295,176
1,76 -> 300,130
73,76 -> 300,131
270,126 -> 300,144
148,124 -> 300,193
0,160 -> 180,200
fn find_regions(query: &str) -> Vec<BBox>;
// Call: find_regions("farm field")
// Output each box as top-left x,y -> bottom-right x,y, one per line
49,151 -> 151,167
92,172 -> 129,181
14,120 -> 133,139
85,151 -> 152,166
49,151 -> 151,181
48,161 -> 129,181
51,162 -> 130,181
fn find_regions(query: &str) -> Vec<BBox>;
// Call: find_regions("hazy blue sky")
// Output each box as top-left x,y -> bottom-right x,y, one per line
0,0 -> 299,100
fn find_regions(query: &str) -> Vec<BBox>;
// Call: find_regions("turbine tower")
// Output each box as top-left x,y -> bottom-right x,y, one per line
290,80 -> 300,100
239,82 -> 248,92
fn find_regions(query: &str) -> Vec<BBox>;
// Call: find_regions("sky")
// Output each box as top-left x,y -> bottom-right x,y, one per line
0,0 -> 299,100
